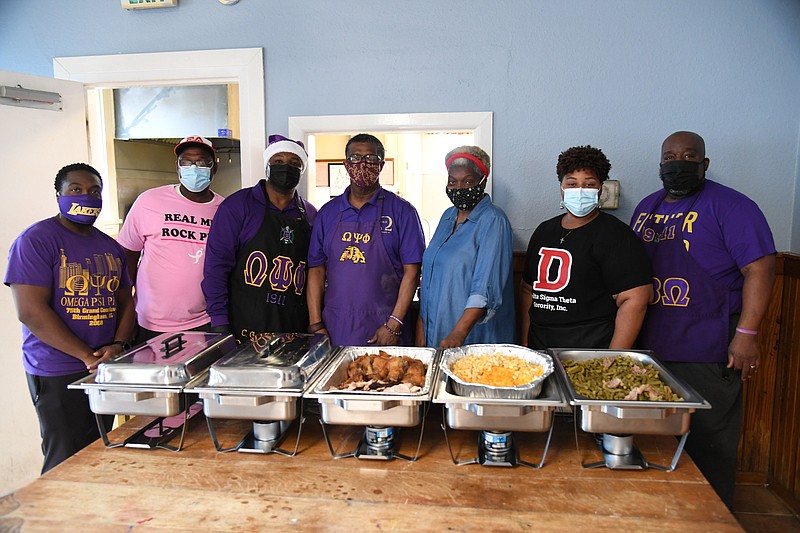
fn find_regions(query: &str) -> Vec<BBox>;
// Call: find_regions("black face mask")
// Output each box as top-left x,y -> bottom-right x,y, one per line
267,164 -> 301,191
659,160 -> 704,198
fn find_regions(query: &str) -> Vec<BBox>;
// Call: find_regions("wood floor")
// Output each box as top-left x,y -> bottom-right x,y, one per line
734,484 -> 800,532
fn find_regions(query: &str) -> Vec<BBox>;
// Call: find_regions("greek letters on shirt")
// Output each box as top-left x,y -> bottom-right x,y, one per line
338,230 -> 370,264
243,252 -> 307,303
530,247 -> 575,313
57,248 -> 122,327
631,209 -> 697,309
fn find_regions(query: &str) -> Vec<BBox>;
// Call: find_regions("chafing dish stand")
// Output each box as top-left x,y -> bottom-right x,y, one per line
191,333 -> 333,456
306,346 -> 439,462
550,348 -> 712,471
70,332 -> 236,451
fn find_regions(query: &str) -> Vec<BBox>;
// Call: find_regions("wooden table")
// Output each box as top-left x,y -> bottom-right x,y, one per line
0,406 -> 742,532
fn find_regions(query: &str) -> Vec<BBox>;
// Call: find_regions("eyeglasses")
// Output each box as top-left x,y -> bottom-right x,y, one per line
178,159 -> 214,168
346,154 -> 383,164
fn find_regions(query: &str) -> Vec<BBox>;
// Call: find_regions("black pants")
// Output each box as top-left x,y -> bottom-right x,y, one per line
664,361 -> 742,509
134,322 -> 211,345
26,371 -> 114,474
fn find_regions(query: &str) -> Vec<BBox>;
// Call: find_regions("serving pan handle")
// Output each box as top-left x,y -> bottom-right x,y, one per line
334,399 -> 400,411
159,333 -> 186,358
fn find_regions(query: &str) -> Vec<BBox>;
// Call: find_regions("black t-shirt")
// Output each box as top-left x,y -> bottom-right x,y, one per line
522,212 -> 651,340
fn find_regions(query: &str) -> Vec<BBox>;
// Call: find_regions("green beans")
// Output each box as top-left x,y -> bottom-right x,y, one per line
563,356 -> 683,401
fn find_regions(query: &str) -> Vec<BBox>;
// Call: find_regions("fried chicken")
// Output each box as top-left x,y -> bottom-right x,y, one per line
338,352 -> 426,390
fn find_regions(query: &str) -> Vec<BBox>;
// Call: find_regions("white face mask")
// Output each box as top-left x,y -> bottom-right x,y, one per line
561,187 -> 599,217
179,165 -> 212,193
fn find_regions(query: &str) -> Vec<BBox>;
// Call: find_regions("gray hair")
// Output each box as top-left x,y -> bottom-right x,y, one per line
445,145 -> 491,179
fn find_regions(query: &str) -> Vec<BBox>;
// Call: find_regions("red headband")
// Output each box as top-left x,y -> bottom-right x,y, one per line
446,153 -> 489,178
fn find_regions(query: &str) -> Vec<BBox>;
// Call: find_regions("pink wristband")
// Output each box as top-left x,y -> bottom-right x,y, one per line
735,327 -> 758,335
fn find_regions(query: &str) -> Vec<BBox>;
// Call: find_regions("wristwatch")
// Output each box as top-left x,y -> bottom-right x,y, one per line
112,340 -> 131,351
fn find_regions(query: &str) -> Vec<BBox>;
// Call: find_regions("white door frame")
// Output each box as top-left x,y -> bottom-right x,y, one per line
53,48 -> 265,187
288,112 -> 493,200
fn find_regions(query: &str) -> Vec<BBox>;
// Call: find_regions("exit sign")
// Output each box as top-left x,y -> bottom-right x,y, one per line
121,0 -> 177,10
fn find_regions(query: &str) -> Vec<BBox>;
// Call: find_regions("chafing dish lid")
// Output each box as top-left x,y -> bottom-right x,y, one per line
207,333 -> 332,389
95,332 -> 235,386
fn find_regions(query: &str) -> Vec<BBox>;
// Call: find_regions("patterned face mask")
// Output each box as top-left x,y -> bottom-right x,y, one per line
445,177 -> 486,211
345,160 -> 382,188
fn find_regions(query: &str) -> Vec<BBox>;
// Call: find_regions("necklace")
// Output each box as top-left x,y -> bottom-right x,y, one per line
559,227 -> 573,244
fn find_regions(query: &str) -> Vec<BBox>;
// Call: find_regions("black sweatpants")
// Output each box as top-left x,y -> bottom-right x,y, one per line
26,371 -> 113,474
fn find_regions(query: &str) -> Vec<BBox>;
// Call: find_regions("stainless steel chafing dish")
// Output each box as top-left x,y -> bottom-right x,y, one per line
69,332 -> 236,450
550,348 -> 711,471
305,346 -> 439,461
188,333 -> 333,455
433,345 -> 567,468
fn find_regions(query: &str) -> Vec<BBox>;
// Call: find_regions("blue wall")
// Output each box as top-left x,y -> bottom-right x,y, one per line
1,0 -> 798,250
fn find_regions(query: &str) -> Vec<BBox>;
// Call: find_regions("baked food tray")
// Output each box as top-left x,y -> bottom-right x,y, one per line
439,344 -> 554,399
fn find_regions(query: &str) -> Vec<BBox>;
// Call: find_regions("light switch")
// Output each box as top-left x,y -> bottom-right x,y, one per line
600,179 -> 619,209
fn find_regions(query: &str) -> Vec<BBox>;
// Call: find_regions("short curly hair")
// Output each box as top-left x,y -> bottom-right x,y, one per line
54,163 -> 103,193
556,145 -> 611,182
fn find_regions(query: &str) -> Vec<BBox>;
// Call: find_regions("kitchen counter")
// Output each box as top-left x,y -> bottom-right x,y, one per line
1,406 -> 742,532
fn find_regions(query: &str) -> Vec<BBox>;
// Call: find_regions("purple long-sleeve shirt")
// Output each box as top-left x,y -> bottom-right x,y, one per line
202,180 -> 317,327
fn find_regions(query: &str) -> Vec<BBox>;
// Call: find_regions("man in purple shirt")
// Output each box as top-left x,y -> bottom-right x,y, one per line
5,163 -> 135,473
306,134 -> 425,346
630,131 -> 776,508
202,135 -> 317,344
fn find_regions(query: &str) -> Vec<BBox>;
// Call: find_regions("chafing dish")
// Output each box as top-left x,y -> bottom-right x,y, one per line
433,345 -> 567,468
304,346 -> 439,461
188,333 -> 333,455
69,332 -> 236,450
550,349 -> 711,471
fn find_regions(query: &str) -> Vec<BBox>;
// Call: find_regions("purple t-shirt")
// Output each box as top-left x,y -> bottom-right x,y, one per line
202,180 -> 317,327
630,179 -> 776,314
308,186 -> 425,277
4,217 -> 132,376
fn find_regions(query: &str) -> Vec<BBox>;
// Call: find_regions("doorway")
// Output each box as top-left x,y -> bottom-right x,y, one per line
289,112 -> 492,243
53,48 -> 265,234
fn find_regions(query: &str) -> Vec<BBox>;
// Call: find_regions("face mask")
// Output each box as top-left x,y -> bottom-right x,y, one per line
179,165 -> 212,193
58,194 -> 102,225
659,160 -> 704,198
344,160 -> 382,188
267,163 -> 301,191
446,178 -> 486,211
561,187 -> 599,217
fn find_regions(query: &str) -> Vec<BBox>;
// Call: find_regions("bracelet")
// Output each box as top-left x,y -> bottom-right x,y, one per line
735,327 -> 758,335
308,322 -> 326,334
383,323 -> 402,336
388,315 -> 404,327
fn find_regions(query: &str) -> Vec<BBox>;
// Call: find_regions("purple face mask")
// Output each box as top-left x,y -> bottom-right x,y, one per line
58,194 -> 102,225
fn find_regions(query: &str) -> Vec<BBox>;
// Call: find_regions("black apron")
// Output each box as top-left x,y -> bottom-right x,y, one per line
228,183 -> 311,344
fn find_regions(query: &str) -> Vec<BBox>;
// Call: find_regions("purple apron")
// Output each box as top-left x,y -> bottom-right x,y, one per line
636,190 -> 730,363
322,193 -> 407,346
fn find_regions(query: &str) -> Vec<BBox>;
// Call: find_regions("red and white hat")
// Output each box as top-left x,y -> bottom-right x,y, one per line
174,135 -> 216,157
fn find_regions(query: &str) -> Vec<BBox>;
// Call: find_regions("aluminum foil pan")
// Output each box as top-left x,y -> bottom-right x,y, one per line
439,344 -> 554,400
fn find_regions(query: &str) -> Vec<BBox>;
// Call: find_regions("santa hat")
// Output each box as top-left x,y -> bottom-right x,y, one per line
263,134 -> 308,173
